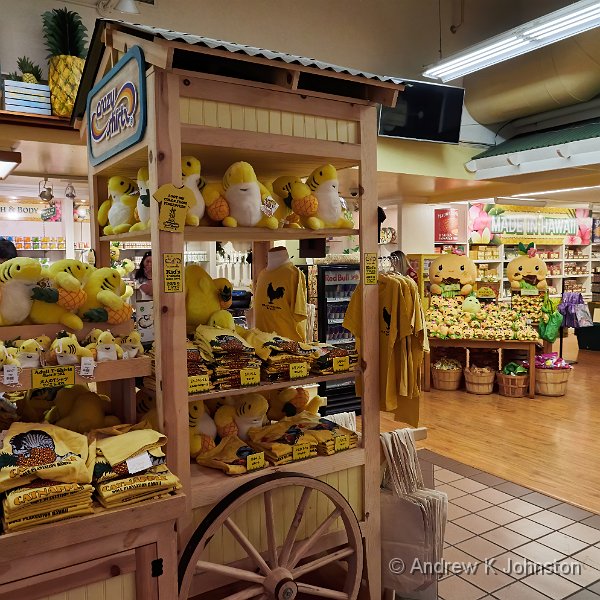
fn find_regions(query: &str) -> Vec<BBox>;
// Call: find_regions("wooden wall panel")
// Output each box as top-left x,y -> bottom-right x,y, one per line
39,573 -> 136,600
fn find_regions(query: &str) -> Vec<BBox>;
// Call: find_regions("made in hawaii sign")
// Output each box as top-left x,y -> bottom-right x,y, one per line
87,46 -> 147,166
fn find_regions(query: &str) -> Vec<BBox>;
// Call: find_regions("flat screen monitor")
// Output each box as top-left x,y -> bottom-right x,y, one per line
378,81 -> 464,144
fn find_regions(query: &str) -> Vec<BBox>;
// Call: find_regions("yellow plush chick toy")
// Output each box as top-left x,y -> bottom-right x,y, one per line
98,176 -> 138,235
0,257 -> 42,326
204,161 -> 279,229
271,176 -> 319,229
78,268 -> 133,325
185,264 -> 233,332
304,164 -> 353,230
189,399 -> 217,458
29,259 -> 92,331
214,393 -> 269,441
0,342 -> 20,368
116,331 -> 144,358
266,387 -> 324,421
15,339 -> 43,368
130,167 -> 151,232
46,385 -> 121,434
48,333 -> 93,366
89,330 -> 124,362
181,156 -> 207,226
207,309 -> 235,331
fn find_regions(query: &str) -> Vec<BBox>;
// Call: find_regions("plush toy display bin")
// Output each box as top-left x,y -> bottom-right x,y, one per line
431,367 -> 462,391
497,373 -> 529,398
535,369 -> 571,397
464,369 -> 495,395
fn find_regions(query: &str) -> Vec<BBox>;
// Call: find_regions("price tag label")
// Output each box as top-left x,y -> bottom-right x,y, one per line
188,375 -> 210,394
32,366 -> 75,389
163,252 -> 184,293
521,289 -> 540,296
292,442 -> 311,461
339,196 -> 348,210
260,195 -> 278,217
240,368 -> 260,387
80,357 -> 96,377
126,451 -> 153,474
334,434 -> 350,452
2,365 -> 19,386
289,362 -> 309,380
122,351 -> 130,361
154,184 -> 194,233
363,252 -> 378,285
246,452 -> 265,471
333,356 -> 350,372
444,283 -> 461,292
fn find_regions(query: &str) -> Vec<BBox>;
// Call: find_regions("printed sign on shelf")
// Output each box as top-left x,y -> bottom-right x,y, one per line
334,434 -> 350,452
87,46 -> 147,166
333,356 -> 350,372
289,362 -> 309,380
292,442 -> 311,461
163,252 -> 183,293
32,366 -> 75,389
188,375 -> 210,394
363,252 -> 378,285
154,184 -> 194,233
246,452 -> 265,471
240,368 -> 260,387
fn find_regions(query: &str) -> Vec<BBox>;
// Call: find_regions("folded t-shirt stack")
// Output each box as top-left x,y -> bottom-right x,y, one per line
0,422 -> 94,531
92,426 -> 181,508
311,345 -> 351,376
295,413 -> 359,456
248,418 -> 317,465
194,325 -> 261,390
242,330 -> 320,382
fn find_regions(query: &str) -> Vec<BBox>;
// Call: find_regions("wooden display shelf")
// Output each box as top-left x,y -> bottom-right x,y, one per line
187,370 -> 359,402
0,357 -> 151,393
190,447 -> 365,507
100,226 -> 359,243
0,321 -> 135,343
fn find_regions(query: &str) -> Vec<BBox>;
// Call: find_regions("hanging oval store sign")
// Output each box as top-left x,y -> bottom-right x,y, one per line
87,46 -> 147,166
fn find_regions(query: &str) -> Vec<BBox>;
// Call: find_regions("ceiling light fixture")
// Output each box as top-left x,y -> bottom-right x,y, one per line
65,183 -> 77,200
513,184 -> 600,196
96,0 -> 139,15
0,150 -> 22,180
495,197 -> 548,207
424,0 -> 600,82
38,179 -> 54,202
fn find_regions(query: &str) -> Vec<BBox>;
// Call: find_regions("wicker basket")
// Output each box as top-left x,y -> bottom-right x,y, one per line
497,373 -> 529,398
464,368 -> 495,395
535,369 -> 571,397
431,367 -> 462,391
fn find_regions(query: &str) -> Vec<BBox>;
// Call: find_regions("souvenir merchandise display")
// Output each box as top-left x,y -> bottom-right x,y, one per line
428,253 -> 477,297
195,435 -> 265,475
254,247 -> 308,342
266,387 -> 323,421
529,353 -> 573,397
431,357 -> 463,391
511,293 -> 544,323
344,272 -> 428,427
77,267 -> 133,324
98,176 -> 139,236
213,393 -> 269,440
188,399 -> 217,458
0,258 -> 43,326
507,244 -> 548,293
268,176 -> 309,228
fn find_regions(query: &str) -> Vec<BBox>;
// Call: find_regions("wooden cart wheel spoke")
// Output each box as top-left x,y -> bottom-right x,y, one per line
279,486 -> 313,567
292,545 -> 355,579
195,559 -> 266,584
178,473 -> 363,600
224,517 -> 272,575
287,507 -> 342,569
264,489 -> 278,568
222,585 -> 267,600
296,581 -> 349,599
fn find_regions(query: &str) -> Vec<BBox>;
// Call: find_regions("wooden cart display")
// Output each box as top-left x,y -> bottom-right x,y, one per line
77,19 -> 404,599
0,323 -> 184,599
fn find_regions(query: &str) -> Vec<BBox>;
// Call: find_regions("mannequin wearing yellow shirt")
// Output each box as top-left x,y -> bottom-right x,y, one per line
254,247 -> 307,342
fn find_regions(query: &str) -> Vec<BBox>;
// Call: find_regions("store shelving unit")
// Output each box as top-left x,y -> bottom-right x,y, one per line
79,19 -> 403,600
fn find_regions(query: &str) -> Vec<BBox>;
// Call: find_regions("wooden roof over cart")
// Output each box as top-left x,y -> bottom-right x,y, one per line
72,19 -> 404,126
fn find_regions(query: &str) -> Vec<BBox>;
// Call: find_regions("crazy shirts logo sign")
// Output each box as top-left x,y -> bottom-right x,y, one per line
87,46 -> 146,166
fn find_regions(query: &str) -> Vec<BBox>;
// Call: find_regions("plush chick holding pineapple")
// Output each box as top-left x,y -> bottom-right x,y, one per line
98,176 -> 138,235
185,264 -> 233,333
78,268 -> 133,325
214,393 -> 269,441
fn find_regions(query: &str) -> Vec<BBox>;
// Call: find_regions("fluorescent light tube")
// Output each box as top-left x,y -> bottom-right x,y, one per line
495,197 -> 548,207
424,0 -> 600,82
513,185 -> 600,196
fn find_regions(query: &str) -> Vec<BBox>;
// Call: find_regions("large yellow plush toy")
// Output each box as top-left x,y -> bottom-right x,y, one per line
77,268 -> 133,324
0,343 -> 19,368
507,244 -> 548,292
204,161 -> 279,229
29,259 -> 91,330
304,164 -> 353,230
47,333 -> 93,365
214,393 -> 269,441
185,264 -> 232,332
130,167 -> 150,232
116,331 -> 145,358
267,176 -> 311,228
181,156 -> 207,226
0,258 -> 42,326
189,399 -> 217,458
98,176 -> 138,235
266,387 -> 324,421
46,385 -> 121,434
429,253 -> 478,297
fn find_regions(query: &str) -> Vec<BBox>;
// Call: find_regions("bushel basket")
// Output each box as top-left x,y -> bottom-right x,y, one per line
464,369 -> 495,395
431,367 -> 462,391
497,373 -> 529,398
536,369 -> 571,397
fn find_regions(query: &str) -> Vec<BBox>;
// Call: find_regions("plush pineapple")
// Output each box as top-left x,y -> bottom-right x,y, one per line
42,8 -> 88,118
16,56 -> 44,84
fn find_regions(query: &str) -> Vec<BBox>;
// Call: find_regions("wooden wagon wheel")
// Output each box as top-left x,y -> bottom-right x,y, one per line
178,472 -> 363,600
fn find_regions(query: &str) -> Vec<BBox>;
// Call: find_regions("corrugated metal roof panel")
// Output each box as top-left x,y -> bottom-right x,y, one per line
107,19 -> 405,85
473,120 -> 600,159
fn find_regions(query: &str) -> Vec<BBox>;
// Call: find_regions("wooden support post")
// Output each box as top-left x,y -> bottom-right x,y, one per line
358,105 -> 382,600
147,69 -> 191,543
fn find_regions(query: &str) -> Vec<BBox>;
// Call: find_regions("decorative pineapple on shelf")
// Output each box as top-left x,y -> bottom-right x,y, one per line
41,7 -> 88,118
17,56 -> 44,84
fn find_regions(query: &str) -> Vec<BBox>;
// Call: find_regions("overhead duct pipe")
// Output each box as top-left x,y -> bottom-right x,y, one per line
464,28 -> 600,125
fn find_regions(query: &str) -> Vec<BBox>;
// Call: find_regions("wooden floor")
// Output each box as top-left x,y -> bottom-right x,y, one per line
379,350 -> 600,513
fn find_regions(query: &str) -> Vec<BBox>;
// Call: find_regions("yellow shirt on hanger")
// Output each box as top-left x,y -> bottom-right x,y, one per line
254,262 -> 308,342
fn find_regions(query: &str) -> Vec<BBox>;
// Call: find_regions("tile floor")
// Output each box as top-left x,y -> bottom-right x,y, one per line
421,451 -> 600,600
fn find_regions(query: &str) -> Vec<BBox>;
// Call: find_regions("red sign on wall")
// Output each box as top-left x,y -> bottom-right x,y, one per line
434,208 -> 460,242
